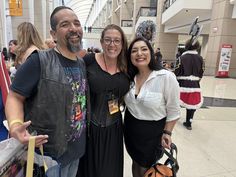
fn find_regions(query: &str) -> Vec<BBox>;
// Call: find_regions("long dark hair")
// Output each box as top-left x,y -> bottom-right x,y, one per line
8,40 -> 17,61
127,37 -> 163,81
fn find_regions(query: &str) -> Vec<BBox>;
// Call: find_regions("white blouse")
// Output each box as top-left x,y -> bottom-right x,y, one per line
124,69 -> 181,122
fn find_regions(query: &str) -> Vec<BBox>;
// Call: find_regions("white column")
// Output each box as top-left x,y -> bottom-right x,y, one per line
42,0 -> 47,40
28,0 -> 34,24
0,0 -> 7,48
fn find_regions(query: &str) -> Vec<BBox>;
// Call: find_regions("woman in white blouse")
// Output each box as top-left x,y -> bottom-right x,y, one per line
124,37 -> 180,177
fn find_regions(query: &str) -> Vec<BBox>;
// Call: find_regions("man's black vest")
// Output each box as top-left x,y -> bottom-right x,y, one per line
24,49 -> 73,158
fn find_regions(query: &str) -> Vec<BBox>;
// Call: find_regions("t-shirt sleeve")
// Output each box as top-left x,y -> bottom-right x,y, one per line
11,52 -> 40,98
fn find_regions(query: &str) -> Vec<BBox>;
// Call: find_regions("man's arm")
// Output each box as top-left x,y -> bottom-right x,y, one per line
5,89 -> 48,146
5,90 -> 25,127
5,90 -> 31,143
5,52 -> 48,146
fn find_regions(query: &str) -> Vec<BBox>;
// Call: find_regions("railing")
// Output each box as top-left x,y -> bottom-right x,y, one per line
135,7 -> 157,23
163,0 -> 177,12
121,20 -> 133,27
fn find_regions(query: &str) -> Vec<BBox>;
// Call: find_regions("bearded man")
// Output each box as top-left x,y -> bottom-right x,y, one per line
5,6 -> 88,177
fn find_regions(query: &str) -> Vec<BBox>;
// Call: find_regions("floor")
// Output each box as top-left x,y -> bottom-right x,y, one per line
124,76 -> 236,177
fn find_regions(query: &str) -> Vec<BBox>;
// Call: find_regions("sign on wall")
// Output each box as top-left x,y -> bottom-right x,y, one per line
9,0 -> 23,16
217,44 -> 233,78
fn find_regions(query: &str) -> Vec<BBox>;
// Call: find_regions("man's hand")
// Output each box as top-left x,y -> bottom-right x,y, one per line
10,120 -> 48,147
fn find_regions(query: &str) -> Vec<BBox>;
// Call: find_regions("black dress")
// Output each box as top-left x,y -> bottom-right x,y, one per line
78,53 -> 130,177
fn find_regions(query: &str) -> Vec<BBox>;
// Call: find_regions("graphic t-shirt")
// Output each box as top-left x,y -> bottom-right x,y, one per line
11,51 -> 87,166
59,56 -> 87,142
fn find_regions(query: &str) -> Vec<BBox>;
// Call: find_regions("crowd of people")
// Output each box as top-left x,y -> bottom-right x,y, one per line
0,5 -> 205,177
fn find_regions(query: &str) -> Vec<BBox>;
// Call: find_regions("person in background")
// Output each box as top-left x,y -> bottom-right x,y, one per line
124,37 -> 180,177
174,39 -> 204,130
77,49 -> 87,58
5,6 -> 88,177
175,49 -> 182,59
14,22 -> 44,68
87,47 -> 92,53
7,40 -> 18,79
8,40 -> 18,62
44,38 -> 56,49
78,24 -> 129,177
2,47 -> 8,61
154,47 -> 163,66
93,48 -> 101,53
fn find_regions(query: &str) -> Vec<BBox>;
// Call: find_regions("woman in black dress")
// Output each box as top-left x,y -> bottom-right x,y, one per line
79,24 -> 129,177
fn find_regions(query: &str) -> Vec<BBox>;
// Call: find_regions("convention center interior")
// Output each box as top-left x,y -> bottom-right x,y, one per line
0,0 -> 236,177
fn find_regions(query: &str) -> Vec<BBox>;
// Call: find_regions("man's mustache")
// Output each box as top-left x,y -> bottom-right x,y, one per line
66,32 -> 82,40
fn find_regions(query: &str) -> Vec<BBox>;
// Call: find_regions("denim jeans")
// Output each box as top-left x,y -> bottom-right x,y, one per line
60,158 -> 80,177
34,153 -> 79,177
45,164 -> 61,177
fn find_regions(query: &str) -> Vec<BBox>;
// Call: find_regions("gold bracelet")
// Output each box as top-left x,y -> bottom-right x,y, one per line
9,119 -> 23,129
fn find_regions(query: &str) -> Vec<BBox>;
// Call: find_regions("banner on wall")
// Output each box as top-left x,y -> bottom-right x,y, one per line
216,44 -> 232,78
9,0 -> 23,16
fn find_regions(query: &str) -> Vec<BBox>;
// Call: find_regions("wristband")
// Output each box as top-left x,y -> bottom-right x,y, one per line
163,129 -> 172,136
9,119 -> 23,129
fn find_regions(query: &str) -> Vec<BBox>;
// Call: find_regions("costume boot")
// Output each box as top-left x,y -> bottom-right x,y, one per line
183,109 -> 195,130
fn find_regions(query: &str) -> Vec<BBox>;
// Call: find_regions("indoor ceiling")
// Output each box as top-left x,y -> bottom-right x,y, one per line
65,0 -> 94,26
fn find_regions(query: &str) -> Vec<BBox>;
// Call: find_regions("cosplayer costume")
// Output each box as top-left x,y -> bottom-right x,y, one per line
174,17 -> 204,130
175,50 -> 204,109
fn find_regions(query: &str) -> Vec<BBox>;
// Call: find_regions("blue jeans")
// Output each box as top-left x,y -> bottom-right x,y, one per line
60,158 -> 80,177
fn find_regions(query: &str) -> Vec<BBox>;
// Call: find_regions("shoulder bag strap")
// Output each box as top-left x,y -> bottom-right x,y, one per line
26,136 -> 48,177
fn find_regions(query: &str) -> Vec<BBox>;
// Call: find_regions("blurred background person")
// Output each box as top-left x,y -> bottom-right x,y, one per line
154,47 -> 163,66
8,40 -> 18,62
7,40 -> 18,79
44,38 -> 56,49
14,22 -> 44,69
77,49 -> 87,58
2,47 -> 8,61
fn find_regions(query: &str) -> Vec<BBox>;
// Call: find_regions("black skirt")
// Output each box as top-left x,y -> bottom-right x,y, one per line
124,109 -> 166,168
78,118 -> 123,177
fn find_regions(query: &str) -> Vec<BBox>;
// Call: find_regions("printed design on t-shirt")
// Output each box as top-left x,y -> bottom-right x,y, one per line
63,67 -> 87,142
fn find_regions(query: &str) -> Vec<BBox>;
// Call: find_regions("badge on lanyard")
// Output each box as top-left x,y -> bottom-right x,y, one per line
108,94 -> 119,115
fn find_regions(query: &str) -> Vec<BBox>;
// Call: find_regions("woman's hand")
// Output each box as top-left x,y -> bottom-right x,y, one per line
161,133 -> 172,149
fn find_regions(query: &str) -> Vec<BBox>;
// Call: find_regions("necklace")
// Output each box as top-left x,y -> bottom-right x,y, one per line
55,46 -> 62,55
102,53 -> 117,74
55,46 -> 77,61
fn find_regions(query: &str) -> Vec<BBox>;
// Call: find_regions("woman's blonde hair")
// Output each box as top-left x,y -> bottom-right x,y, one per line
15,22 -> 44,64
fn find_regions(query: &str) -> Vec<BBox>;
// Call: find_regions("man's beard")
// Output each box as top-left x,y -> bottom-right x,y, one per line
66,32 -> 82,53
